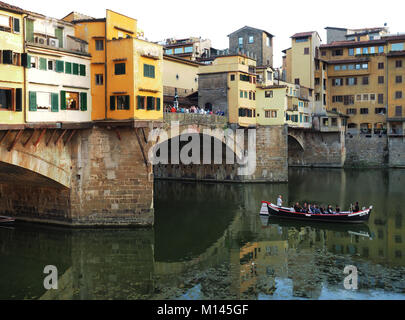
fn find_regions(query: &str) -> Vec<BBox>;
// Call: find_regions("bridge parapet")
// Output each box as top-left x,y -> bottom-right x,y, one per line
163,113 -> 227,129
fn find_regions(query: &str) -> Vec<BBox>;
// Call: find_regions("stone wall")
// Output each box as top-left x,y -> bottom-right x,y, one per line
388,136 -> 405,167
69,127 -> 154,226
198,73 -> 228,115
345,134 -> 388,167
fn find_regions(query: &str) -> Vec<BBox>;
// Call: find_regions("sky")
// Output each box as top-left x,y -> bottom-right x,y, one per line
6,0 -> 403,67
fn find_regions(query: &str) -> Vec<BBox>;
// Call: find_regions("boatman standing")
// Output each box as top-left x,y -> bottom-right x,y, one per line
277,195 -> 283,207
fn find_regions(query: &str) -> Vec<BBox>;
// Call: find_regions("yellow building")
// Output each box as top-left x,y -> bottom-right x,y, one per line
64,9 -> 163,121
0,2 -> 25,126
163,54 -> 200,108
198,55 -> 257,127
320,39 -> 388,134
386,35 -> 405,135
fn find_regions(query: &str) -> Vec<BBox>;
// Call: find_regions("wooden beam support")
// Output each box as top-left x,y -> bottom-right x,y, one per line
33,129 -> 46,148
46,129 -> 57,146
115,129 -> 121,141
7,130 -> 24,152
135,128 -> 149,169
0,130 -> 10,144
23,129 -> 36,147
55,129 -> 68,145
141,128 -> 147,143
64,130 -> 77,146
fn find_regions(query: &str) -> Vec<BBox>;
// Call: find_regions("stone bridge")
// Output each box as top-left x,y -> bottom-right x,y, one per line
0,123 -> 157,227
0,115 -> 345,227
288,127 -> 346,167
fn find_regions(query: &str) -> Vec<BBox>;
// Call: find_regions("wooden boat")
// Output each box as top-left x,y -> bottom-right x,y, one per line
0,216 -> 15,224
260,201 -> 372,224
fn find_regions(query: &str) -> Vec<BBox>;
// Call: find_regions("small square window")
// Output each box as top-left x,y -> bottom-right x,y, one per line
95,39 -> 104,51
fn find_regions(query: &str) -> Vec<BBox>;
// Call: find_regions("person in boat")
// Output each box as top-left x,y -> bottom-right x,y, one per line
308,204 -> 314,214
314,205 -> 321,214
336,205 -> 341,213
320,206 -> 325,214
277,195 -> 283,207
294,202 -> 301,212
354,202 -> 360,212
302,203 -> 309,213
327,205 -> 334,214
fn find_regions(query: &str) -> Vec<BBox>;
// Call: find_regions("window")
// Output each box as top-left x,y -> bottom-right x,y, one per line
356,94 -> 362,101
344,95 -> 355,105
95,74 -> 104,85
0,14 -> 11,32
0,88 -> 13,110
266,37 -> 271,47
375,108 -> 386,114
184,46 -> 193,53
295,78 -> 300,85
117,95 -> 130,110
65,92 -> 79,110
392,43 -> 404,52
395,91 -> 402,99
137,95 -> 145,109
334,65 -> 341,71
348,64 -> 355,70
362,63 -> 368,69
240,90 -> 243,98
333,78 -> 343,86
360,108 -> 369,114
347,108 -> 357,115
378,46 -> 384,53
30,56 -> 38,68
348,48 -> 354,56
79,64 -> 86,76
238,37 -> 243,45
174,47 -> 183,54
362,76 -> 369,85
230,74 -> 235,81
72,63 -> 79,75
315,78 -> 320,85
370,94 -> 375,101
378,94 -> 384,104
363,47 -> 368,54
321,51 -> 326,56
332,96 -> 343,103
95,39 -> 104,51
48,59 -> 55,71
378,76 -> 384,84
239,74 -> 249,82
370,47 -> 375,54
295,37 -> 308,43
378,62 -> 384,69
265,91 -> 273,98
304,47 -> 309,55
144,64 -> 155,78
165,49 -> 173,55
396,60 -> 403,68
356,48 -> 361,55
395,106 -> 402,116
396,76 -> 403,84
346,77 -> 357,86
248,35 -> 254,43
115,63 -> 126,75
265,110 -> 277,118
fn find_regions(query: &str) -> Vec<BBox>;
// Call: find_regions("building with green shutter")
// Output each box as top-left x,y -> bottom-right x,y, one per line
25,11 -> 92,124
0,2 -> 25,125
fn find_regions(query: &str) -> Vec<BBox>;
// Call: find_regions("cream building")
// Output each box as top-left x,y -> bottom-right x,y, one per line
25,12 -> 91,123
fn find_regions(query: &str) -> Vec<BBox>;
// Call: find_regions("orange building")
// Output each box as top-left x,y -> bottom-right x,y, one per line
63,9 -> 163,122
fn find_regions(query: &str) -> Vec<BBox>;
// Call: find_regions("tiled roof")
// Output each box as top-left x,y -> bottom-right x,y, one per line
291,31 -> 316,38
0,1 -> 25,14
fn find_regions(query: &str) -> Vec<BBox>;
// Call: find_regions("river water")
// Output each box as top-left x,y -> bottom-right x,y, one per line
1,168 -> 405,300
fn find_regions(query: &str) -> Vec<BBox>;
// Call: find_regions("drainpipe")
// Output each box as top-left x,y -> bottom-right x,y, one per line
23,14 -> 27,124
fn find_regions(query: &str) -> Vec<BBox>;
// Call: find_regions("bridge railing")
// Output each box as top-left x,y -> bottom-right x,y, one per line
163,113 -> 228,127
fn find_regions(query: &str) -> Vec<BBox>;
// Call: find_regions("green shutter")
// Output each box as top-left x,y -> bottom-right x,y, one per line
56,60 -> 64,73
39,58 -> 47,70
79,64 -> 86,76
22,53 -> 30,68
55,27 -> 63,48
73,63 -> 79,75
29,92 -> 37,111
80,92 -> 87,111
110,96 -> 115,110
60,91 -> 66,110
26,19 -> 34,42
124,95 -> 130,110
13,18 -> 20,33
156,97 -> 161,111
65,62 -> 72,74
15,88 -> 22,112
137,95 -> 145,109
51,93 -> 59,112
